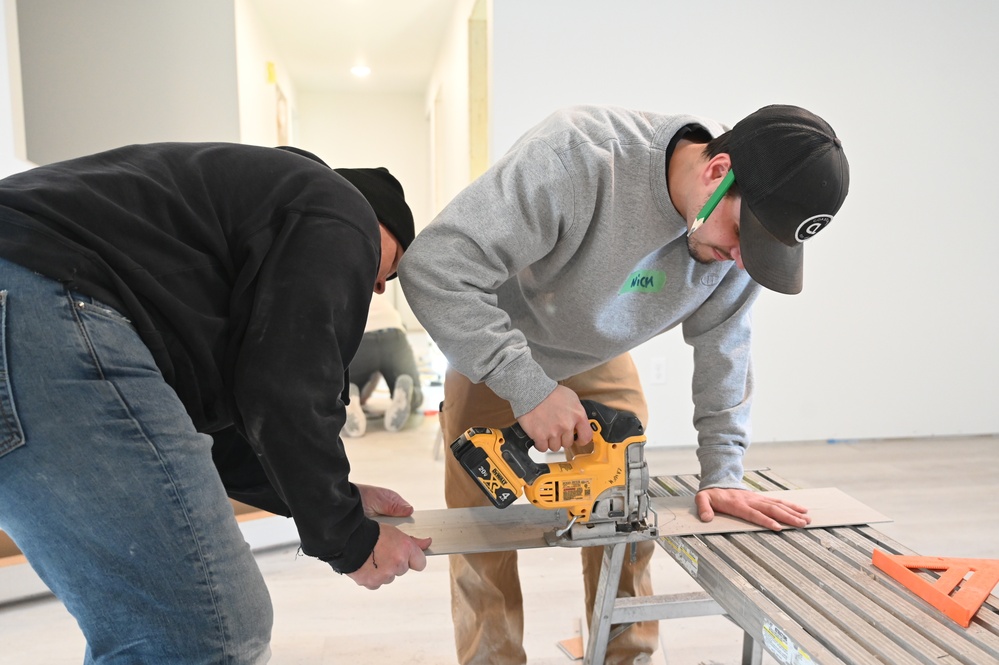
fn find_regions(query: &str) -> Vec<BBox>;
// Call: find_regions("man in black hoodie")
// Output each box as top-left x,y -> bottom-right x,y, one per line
0,143 -> 430,664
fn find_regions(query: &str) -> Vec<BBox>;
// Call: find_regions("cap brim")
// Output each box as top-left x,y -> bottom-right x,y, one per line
740,198 -> 803,295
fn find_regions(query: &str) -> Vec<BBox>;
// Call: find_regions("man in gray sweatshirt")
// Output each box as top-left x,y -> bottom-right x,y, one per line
399,104 -> 849,664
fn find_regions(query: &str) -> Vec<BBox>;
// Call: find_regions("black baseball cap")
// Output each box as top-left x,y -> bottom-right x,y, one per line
728,105 -> 850,295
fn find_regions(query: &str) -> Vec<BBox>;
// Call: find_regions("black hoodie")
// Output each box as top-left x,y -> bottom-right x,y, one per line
0,142 -> 381,573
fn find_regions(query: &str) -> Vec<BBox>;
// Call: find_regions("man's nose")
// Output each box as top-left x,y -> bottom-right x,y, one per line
731,244 -> 745,270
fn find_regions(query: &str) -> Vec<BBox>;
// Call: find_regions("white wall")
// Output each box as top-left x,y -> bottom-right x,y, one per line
296,90 -> 431,322
10,0 -> 295,161
425,0 -> 481,215
234,0 -> 298,147
491,0 -> 999,446
16,0 -> 241,165
0,0 -> 29,177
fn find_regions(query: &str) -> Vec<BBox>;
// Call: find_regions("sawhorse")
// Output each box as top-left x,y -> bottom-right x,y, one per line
585,470 -> 999,664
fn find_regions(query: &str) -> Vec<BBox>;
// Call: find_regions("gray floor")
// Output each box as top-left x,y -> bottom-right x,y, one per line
1,411 -> 996,665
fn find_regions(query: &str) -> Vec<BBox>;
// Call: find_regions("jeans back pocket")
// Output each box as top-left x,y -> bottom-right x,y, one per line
0,291 -> 26,456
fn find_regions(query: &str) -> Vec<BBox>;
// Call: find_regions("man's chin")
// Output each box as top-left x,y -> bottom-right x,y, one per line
686,240 -> 714,266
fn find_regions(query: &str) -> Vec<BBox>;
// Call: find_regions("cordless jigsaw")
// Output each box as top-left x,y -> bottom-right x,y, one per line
450,400 -> 658,545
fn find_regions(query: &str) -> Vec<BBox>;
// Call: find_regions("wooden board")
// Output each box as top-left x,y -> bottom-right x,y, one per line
376,503 -> 562,555
652,486 -> 890,537
375,487 -> 890,556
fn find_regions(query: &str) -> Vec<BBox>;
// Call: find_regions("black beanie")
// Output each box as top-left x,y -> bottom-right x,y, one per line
334,167 -> 416,251
275,147 -> 415,251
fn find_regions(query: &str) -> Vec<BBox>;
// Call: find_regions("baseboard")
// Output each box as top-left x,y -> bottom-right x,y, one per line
0,510 -> 301,607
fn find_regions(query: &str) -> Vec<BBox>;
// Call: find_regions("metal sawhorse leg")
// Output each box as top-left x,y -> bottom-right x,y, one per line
585,541 -> 763,665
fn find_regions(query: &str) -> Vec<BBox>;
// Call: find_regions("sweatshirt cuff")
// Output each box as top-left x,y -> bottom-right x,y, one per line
321,517 -> 380,574
483,354 -> 558,418
695,443 -> 747,490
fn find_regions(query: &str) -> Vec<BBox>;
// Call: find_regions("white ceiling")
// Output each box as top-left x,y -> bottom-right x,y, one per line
247,0 -> 460,94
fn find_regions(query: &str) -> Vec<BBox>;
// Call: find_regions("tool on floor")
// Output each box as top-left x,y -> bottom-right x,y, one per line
872,550 -> 999,627
450,400 -> 658,545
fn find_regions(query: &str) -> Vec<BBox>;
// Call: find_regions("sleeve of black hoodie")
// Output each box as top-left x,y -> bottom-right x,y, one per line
231,201 -> 380,574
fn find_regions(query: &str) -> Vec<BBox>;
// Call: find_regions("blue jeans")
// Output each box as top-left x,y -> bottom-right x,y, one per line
0,258 -> 272,664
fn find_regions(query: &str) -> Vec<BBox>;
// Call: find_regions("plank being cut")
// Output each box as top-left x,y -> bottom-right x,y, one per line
376,487 -> 889,556
376,503 -> 564,555
652,487 -> 890,537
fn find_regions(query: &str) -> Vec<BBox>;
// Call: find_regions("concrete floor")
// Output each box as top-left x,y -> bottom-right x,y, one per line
0,410 -> 996,665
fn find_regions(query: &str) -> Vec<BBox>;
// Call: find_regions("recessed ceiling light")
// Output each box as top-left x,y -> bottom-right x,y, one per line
351,65 -> 371,78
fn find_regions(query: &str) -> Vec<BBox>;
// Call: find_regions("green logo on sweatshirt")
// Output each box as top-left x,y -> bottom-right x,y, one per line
619,269 -> 665,294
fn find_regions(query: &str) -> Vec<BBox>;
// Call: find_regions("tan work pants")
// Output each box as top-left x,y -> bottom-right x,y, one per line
440,354 -> 658,665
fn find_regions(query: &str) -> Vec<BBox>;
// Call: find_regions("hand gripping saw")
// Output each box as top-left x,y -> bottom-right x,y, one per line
450,400 -> 659,545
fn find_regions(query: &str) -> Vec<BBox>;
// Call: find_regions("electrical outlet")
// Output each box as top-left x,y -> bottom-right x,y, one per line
651,358 -> 668,384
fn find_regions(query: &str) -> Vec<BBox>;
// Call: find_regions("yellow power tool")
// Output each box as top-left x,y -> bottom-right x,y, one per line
450,400 -> 657,543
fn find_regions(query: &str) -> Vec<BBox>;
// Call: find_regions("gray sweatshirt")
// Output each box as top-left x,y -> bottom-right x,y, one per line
400,106 -> 761,489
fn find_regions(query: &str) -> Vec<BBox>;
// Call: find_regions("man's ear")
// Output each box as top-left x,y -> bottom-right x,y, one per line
703,153 -> 733,186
